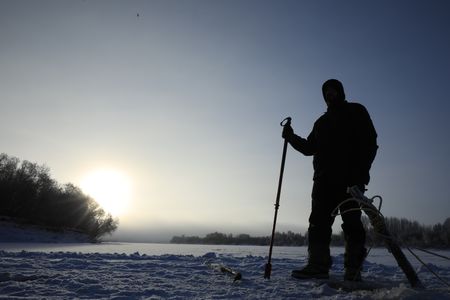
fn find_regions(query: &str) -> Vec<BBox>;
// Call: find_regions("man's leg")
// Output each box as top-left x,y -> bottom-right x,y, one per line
339,189 -> 367,281
292,182 -> 334,279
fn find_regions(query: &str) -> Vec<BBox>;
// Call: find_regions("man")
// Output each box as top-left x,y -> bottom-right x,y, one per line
283,79 -> 378,281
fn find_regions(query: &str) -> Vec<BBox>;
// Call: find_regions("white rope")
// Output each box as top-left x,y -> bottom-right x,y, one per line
331,196 -> 384,219
332,188 -> 449,289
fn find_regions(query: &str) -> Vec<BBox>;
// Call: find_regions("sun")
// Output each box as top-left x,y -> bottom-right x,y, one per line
80,169 -> 132,217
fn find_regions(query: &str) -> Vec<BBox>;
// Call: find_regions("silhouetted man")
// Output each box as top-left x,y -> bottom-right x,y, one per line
283,79 -> 378,281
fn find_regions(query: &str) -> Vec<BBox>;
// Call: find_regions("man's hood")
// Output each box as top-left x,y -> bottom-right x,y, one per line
322,79 -> 346,103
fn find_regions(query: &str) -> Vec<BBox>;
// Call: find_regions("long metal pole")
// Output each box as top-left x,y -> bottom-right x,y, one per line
264,117 -> 291,279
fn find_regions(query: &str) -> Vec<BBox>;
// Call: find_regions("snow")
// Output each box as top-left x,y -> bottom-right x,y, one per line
0,221 -> 449,299
1,249 -> 449,299
0,220 -> 91,243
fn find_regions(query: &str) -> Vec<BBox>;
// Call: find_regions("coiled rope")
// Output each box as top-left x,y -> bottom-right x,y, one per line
333,190 -> 450,289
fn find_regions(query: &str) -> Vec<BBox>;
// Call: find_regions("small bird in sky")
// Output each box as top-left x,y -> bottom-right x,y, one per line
137,13 -> 140,18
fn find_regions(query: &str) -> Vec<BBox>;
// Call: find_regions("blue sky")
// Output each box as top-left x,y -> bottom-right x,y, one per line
1,1 -> 449,241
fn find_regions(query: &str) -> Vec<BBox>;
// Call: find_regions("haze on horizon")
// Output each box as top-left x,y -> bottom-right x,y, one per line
1,1 -> 450,243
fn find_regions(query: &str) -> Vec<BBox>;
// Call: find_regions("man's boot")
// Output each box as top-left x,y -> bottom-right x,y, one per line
292,246 -> 331,279
344,244 -> 367,281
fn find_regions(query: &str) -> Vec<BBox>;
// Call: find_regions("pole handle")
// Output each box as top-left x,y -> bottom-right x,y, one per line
280,117 -> 292,127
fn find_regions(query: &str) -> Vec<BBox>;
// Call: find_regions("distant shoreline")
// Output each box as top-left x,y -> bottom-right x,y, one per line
170,221 -> 450,249
170,231 -> 334,247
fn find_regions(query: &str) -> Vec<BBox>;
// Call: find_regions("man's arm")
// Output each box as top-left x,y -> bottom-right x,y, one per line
350,105 -> 378,185
283,125 -> 316,156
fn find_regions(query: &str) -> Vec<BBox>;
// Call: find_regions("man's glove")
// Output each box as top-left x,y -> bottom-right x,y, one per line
282,124 -> 294,139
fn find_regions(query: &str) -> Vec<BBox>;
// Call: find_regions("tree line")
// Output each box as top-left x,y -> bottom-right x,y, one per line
171,217 -> 450,249
170,231 -> 341,246
363,216 -> 450,248
0,153 -> 118,241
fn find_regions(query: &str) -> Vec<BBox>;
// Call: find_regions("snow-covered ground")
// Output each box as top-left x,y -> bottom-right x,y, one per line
1,248 -> 449,299
1,221 -> 449,299
0,220 -> 91,243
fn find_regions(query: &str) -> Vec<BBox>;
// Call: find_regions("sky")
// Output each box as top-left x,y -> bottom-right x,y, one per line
1,0 -> 450,242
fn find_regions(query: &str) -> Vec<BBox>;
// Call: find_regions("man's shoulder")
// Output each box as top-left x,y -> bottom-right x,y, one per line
345,101 -> 365,109
314,111 -> 328,125
346,101 -> 368,113
314,102 -> 370,126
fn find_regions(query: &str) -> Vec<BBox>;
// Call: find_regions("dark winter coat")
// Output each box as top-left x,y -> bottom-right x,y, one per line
287,101 -> 378,186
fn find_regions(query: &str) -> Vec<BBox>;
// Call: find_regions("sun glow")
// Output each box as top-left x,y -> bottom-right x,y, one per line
80,169 -> 132,217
